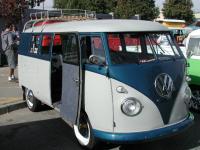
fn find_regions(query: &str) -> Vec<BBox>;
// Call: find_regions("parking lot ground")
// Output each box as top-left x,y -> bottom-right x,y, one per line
0,108 -> 200,150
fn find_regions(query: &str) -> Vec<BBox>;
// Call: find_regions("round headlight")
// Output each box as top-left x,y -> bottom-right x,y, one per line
121,98 -> 142,116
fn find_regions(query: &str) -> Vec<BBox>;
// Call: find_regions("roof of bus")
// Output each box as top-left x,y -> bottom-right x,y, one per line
24,19 -> 169,33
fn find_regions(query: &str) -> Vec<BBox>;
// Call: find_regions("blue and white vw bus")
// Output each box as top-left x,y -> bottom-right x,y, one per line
18,10 -> 193,149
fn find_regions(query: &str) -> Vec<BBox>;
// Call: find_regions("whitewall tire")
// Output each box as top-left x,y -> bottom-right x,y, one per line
73,113 -> 95,149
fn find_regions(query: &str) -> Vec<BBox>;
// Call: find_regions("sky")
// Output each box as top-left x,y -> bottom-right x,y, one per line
34,0 -> 200,12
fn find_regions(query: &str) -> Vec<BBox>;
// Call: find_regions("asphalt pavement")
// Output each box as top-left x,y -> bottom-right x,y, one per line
0,108 -> 200,150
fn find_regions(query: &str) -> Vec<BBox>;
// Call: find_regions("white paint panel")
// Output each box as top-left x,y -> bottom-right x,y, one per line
84,71 -> 113,132
25,20 -> 168,33
18,55 -> 52,106
18,55 -> 37,91
169,82 -> 189,123
111,79 -> 164,133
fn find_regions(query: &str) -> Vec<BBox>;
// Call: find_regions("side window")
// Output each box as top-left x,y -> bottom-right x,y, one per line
62,34 -> 79,65
81,36 -> 91,63
91,36 -> 105,58
124,34 -> 141,53
108,34 -> 122,52
52,34 -> 62,54
30,35 -> 40,54
188,38 -> 200,56
41,34 -> 52,55
81,35 -> 106,64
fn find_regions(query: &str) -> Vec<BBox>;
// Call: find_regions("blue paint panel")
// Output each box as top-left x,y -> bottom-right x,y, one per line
18,33 -> 32,54
18,52 -> 50,61
109,59 -> 186,124
18,33 -> 51,61
93,113 -> 193,143
84,59 -> 186,124
84,64 -> 108,76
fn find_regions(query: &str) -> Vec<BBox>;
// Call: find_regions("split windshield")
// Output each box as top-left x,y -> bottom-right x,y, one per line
107,32 -> 181,64
187,38 -> 200,57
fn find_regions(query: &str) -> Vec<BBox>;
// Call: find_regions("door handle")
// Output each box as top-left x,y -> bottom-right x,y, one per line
73,78 -> 80,86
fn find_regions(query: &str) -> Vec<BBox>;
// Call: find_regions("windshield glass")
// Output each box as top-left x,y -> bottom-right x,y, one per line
107,32 -> 181,64
187,38 -> 200,57
170,29 -> 186,45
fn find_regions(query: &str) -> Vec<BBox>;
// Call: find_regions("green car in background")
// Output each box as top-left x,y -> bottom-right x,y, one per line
186,29 -> 200,111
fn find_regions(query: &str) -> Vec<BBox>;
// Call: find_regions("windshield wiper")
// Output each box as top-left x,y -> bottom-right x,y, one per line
149,36 -> 177,61
150,36 -> 166,54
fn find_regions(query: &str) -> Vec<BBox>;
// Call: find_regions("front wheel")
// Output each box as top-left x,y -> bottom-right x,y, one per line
73,113 -> 96,149
25,88 -> 41,112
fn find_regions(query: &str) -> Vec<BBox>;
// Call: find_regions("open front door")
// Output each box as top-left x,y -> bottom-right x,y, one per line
60,33 -> 82,125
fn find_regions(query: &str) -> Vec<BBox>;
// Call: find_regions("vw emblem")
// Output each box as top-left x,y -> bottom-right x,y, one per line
154,73 -> 174,99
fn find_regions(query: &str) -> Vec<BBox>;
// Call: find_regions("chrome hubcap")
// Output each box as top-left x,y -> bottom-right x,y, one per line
26,90 -> 34,108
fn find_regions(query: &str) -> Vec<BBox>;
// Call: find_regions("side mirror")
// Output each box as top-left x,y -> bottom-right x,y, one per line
89,55 -> 106,66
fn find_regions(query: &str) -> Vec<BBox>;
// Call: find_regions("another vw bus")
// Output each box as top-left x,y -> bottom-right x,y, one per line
18,10 -> 193,149
185,29 -> 200,111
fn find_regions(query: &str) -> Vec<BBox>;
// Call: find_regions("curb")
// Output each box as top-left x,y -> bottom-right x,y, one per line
0,101 -> 26,115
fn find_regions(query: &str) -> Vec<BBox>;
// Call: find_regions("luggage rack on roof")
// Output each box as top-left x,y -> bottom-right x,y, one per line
23,9 -> 96,31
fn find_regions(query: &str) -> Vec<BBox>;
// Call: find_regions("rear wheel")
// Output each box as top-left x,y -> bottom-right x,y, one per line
73,112 -> 96,149
25,88 -> 41,112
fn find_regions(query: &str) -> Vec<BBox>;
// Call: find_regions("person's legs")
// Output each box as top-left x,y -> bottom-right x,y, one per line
10,68 -> 14,76
8,68 -> 15,81
5,50 -> 16,81
8,68 -> 12,81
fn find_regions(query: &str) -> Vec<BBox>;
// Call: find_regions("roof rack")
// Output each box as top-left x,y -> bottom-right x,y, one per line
23,9 -> 96,31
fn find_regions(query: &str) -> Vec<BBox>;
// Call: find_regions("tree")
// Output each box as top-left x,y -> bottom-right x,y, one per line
0,0 -> 45,24
162,0 -> 194,24
54,0 -> 115,14
54,0 -> 158,20
89,0 -> 115,14
114,0 -> 159,20
0,0 -> 28,24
